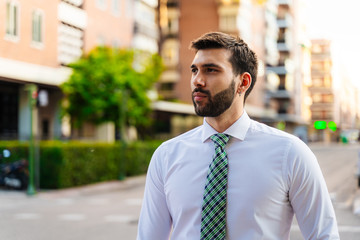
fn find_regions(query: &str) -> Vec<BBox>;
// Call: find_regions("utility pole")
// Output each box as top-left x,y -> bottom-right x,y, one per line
27,84 -> 37,196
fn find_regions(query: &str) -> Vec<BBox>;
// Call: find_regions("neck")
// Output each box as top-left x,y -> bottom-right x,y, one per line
205,104 -> 244,133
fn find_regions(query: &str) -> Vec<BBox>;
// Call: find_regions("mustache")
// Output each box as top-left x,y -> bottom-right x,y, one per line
192,88 -> 211,96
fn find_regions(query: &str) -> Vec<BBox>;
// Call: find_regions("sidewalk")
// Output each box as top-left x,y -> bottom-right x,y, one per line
37,175 -> 146,199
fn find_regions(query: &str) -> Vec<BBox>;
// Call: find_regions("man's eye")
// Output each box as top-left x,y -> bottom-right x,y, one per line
207,68 -> 217,72
191,68 -> 198,73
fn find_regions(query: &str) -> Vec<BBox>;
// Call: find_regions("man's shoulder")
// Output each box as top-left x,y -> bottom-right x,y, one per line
249,119 -> 299,142
249,119 -> 311,153
160,125 -> 203,147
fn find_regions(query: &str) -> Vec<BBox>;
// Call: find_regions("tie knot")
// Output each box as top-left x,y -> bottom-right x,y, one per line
210,133 -> 230,150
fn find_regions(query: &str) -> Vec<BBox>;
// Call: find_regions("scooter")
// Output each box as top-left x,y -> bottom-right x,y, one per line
0,150 -> 29,190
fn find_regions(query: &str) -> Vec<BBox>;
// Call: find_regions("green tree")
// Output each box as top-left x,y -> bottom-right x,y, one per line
61,46 -> 163,138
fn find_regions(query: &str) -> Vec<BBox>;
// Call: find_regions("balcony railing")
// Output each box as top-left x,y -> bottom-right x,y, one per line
270,89 -> 291,99
62,0 -> 83,7
58,1 -> 87,29
266,66 -> 287,75
134,22 -> 159,40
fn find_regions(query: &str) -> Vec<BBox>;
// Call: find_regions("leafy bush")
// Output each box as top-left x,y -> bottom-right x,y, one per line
0,141 -> 162,189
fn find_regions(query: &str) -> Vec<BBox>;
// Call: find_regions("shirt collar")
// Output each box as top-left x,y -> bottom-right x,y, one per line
201,110 -> 251,143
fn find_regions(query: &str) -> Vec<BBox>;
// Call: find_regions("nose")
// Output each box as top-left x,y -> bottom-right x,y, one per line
192,71 -> 206,88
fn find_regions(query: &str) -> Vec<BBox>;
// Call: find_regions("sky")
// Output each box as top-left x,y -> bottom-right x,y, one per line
304,0 -> 360,87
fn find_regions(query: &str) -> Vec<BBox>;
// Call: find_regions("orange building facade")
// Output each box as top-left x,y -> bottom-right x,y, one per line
0,0 -> 134,140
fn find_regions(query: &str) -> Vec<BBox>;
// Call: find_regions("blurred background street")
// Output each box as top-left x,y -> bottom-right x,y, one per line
1,143 -> 360,240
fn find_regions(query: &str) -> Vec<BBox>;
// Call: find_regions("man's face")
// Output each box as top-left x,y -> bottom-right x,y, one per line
190,49 -> 237,117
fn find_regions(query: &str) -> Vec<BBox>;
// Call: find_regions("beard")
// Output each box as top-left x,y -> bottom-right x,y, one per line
192,79 -> 236,117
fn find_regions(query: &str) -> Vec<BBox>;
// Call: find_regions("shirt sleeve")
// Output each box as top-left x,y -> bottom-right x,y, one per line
137,145 -> 172,240
286,139 -> 340,239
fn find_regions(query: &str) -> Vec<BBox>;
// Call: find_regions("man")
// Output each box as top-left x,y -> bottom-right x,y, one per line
137,32 -> 339,239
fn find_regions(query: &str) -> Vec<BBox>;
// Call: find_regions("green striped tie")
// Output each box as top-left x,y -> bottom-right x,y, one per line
200,133 -> 231,240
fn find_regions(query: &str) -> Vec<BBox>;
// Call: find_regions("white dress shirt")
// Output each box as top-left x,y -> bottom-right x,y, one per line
137,111 -> 339,239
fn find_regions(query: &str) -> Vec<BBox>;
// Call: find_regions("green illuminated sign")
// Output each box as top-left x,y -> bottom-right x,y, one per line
314,121 -> 327,130
328,121 -> 337,131
314,121 -> 337,131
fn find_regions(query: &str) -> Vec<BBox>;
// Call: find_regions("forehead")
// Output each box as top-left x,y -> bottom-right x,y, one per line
192,48 -> 232,67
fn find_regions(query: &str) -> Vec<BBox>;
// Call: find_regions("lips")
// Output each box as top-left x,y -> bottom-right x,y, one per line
193,92 -> 208,102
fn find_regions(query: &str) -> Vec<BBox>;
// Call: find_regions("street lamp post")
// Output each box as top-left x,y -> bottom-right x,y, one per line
27,84 -> 37,196
118,90 -> 128,181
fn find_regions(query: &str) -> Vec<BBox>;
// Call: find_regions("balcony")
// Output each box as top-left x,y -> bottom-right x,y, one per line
308,86 -> 333,94
310,102 -> 334,110
167,0 -> 179,8
163,31 -> 179,39
58,24 -> 83,65
270,89 -> 291,99
134,22 -> 159,40
277,0 -> 291,7
277,15 -> 292,28
277,42 -> 290,52
58,1 -> 87,29
62,0 -> 83,7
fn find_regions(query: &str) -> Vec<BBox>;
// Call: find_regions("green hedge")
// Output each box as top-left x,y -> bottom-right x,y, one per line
0,141 -> 162,189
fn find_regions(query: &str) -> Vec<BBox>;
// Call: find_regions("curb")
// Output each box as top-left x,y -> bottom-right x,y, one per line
37,175 -> 146,199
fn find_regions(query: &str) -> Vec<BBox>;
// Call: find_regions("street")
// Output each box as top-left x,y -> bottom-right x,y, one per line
1,143 -> 360,239
290,143 -> 360,239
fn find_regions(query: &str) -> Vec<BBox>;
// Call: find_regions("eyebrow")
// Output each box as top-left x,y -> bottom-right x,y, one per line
190,63 -> 222,69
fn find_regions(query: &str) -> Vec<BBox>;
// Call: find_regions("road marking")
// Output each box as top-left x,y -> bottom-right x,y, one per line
87,198 -> 109,205
338,225 -> 360,232
58,214 -> 86,221
14,213 -> 41,220
104,214 -> 137,223
291,225 -> 360,233
56,198 -> 75,205
353,195 -> 360,215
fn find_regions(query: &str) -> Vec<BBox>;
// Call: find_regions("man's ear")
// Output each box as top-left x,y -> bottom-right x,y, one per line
237,72 -> 252,95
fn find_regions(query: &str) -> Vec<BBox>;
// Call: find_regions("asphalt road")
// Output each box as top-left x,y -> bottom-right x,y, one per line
290,143 -> 360,239
1,143 -> 360,240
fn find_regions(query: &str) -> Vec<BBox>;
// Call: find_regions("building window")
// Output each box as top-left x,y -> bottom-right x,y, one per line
97,35 -> 106,46
125,0 -> 132,17
312,94 -> 322,103
6,1 -> 19,38
219,14 -> 237,32
96,0 -> 107,10
312,44 -> 322,53
312,78 -> 323,87
323,94 -> 333,103
167,17 -> 179,35
112,0 -> 120,15
323,75 -> 332,87
32,9 -> 43,43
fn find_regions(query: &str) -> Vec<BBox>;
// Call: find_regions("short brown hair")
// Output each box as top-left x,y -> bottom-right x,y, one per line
190,32 -> 258,101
